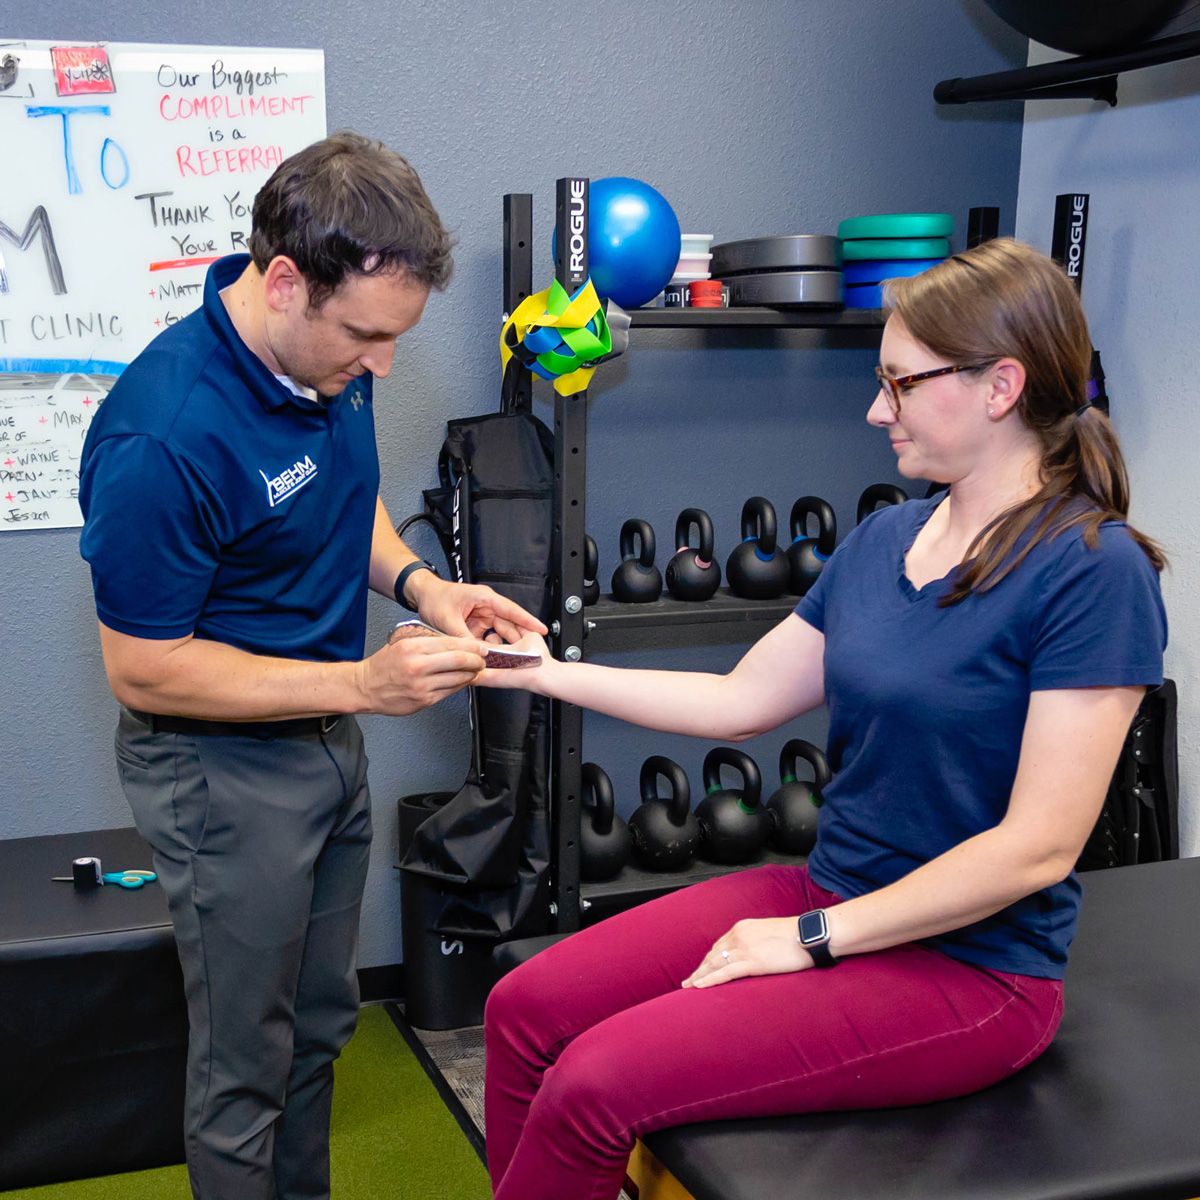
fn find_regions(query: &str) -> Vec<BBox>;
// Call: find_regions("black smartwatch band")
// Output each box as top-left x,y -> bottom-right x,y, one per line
797,909 -> 837,968
395,560 -> 436,611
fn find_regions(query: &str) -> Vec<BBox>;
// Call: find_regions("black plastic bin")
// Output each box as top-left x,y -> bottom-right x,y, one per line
397,793 -> 498,1030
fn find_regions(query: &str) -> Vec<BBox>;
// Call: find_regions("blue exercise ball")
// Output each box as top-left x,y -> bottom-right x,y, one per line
552,177 -> 681,309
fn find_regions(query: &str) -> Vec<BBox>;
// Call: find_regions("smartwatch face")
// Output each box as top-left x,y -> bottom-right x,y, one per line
798,910 -> 829,946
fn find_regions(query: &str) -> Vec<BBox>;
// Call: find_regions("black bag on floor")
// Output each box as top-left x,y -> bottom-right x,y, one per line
397,410 -> 555,941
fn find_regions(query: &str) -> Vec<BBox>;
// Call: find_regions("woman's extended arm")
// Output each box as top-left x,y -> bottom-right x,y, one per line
479,612 -> 826,742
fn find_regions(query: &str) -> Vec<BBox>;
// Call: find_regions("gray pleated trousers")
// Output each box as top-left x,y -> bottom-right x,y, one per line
115,707 -> 372,1200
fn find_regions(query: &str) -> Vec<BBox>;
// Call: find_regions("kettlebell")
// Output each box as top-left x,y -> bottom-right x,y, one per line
628,755 -> 700,871
787,496 -> 837,597
725,497 -> 790,600
583,534 -> 600,605
665,508 -> 721,602
580,762 -> 631,882
857,483 -> 908,524
766,739 -> 831,856
610,519 -> 662,603
696,747 -> 769,865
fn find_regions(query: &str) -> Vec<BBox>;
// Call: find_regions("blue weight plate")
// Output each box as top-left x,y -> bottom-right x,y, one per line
842,257 -> 945,286
844,282 -> 886,309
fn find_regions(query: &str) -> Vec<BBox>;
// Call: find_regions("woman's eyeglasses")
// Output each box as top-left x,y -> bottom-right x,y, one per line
874,363 -> 993,417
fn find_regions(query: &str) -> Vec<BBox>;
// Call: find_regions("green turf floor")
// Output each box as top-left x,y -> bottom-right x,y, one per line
2,1004 -> 491,1199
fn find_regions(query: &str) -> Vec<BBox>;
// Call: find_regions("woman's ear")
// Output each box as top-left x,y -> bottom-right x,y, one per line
986,358 -> 1026,421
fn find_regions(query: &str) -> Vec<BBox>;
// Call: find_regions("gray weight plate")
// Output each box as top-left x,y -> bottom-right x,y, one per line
711,235 -> 842,276
726,270 -> 844,307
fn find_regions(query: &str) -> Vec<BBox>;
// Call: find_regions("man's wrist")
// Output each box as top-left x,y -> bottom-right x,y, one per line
395,561 -> 438,611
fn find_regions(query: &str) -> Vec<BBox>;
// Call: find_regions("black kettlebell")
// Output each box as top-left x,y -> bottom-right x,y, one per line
787,496 -> 837,597
610,519 -> 662,603
583,534 -> 600,605
665,508 -> 721,602
766,739 -> 831,856
725,497 -> 790,600
629,755 -> 700,871
857,483 -> 908,524
580,762 -> 631,882
696,747 -> 769,865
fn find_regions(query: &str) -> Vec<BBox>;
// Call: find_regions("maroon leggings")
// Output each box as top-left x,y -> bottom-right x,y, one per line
485,865 -> 1063,1200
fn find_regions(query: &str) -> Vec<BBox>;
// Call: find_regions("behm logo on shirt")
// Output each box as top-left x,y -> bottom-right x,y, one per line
260,455 -> 318,508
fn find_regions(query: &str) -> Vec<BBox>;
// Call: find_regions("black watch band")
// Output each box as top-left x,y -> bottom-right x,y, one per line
395,560 -> 437,612
797,909 -> 837,968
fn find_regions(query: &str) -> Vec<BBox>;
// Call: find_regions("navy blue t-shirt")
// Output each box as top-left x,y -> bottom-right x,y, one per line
797,495 -> 1167,978
79,255 -> 380,662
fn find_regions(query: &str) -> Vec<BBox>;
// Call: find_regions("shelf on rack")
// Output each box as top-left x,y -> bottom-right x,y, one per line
586,587 -> 798,631
581,848 -> 809,922
629,307 -> 886,329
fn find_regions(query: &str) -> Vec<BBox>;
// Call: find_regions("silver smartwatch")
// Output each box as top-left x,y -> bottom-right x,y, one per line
797,909 -> 837,968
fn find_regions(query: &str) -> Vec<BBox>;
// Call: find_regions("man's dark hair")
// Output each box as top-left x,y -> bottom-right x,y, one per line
249,131 -> 453,307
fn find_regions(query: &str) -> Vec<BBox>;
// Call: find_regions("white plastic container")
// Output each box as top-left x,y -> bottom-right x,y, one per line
680,233 -> 714,256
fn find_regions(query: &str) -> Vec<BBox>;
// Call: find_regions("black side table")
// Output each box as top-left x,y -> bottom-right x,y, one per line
0,826 -> 187,1189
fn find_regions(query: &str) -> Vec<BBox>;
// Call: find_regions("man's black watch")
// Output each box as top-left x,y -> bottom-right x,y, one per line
395,560 -> 438,612
797,909 -> 837,968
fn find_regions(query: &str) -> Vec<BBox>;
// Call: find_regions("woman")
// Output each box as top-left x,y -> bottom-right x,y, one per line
478,239 -> 1167,1200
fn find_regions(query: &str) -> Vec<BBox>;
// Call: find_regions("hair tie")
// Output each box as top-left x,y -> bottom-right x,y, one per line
1074,401 -> 1094,419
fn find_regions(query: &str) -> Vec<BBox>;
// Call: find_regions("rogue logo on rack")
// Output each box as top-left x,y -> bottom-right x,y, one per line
568,179 -> 586,277
259,455 -> 318,508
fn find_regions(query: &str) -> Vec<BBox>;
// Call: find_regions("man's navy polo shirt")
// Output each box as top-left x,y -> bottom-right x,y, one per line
796,495 -> 1166,979
80,255 -> 380,662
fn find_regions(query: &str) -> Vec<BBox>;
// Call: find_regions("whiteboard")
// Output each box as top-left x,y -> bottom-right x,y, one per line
0,39 -> 326,530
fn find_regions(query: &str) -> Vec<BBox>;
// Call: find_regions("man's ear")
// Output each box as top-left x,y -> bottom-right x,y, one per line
262,256 -> 308,315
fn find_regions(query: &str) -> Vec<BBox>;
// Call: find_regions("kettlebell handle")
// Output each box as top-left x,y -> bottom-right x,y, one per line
856,483 -> 908,525
674,507 -> 715,564
639,755 -> 692,822
778,739 -> 832,790
789,496 -> 837,557
582,762 -> 616,835
619,518 -> 657,568
702,746 -> 762,807
739,497 -> 778,556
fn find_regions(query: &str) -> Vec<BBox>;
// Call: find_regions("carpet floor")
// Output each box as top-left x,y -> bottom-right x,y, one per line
1,1004 -> 492,1200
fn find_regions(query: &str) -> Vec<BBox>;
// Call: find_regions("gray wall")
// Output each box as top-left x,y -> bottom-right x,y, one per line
0,2 -> 1027,967
1016,39 -> 1200,857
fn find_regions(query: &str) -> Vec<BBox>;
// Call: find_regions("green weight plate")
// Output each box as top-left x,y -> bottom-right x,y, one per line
837,212 -> 953,240
841,237 -> 950,261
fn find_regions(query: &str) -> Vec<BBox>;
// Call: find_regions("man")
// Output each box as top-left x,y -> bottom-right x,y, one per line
78,131 -> 544,1200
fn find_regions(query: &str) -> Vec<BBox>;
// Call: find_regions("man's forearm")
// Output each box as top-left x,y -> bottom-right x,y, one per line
102,628 -> 368,720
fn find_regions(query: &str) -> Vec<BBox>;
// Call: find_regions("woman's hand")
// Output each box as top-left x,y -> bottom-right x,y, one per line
682,917 -> 812,989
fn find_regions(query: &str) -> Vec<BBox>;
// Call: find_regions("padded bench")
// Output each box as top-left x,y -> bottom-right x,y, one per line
496,856 -> 1200,1200
0,826 -> 186,1190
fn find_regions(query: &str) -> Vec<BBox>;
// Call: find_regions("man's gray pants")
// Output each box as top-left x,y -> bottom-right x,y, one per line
115,708 -> 372,1200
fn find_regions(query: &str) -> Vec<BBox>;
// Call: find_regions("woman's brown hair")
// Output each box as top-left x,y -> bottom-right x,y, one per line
883,238 -> 1165,605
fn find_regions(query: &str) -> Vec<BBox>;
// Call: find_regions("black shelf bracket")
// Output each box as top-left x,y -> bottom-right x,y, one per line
934,29 -> 1200,106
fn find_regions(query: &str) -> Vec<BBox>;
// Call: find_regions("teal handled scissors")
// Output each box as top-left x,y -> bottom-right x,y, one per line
52,868 -> 158,889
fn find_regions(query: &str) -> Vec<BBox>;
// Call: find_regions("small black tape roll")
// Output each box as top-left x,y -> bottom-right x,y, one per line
73,856 -> 102,888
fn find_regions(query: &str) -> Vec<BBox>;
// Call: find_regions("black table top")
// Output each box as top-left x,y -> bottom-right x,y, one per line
0,826 -> 172,959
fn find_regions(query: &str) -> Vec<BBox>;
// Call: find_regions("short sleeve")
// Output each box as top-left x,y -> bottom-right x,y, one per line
1029,524 -> 1166,691
79,435 -> 228,639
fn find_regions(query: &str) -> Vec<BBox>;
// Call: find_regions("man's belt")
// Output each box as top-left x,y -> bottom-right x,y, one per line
128,709 -> 343,739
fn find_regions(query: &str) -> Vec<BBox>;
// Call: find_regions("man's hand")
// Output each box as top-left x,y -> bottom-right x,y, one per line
358,630 -> 489,716
408,573 -> 547,643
